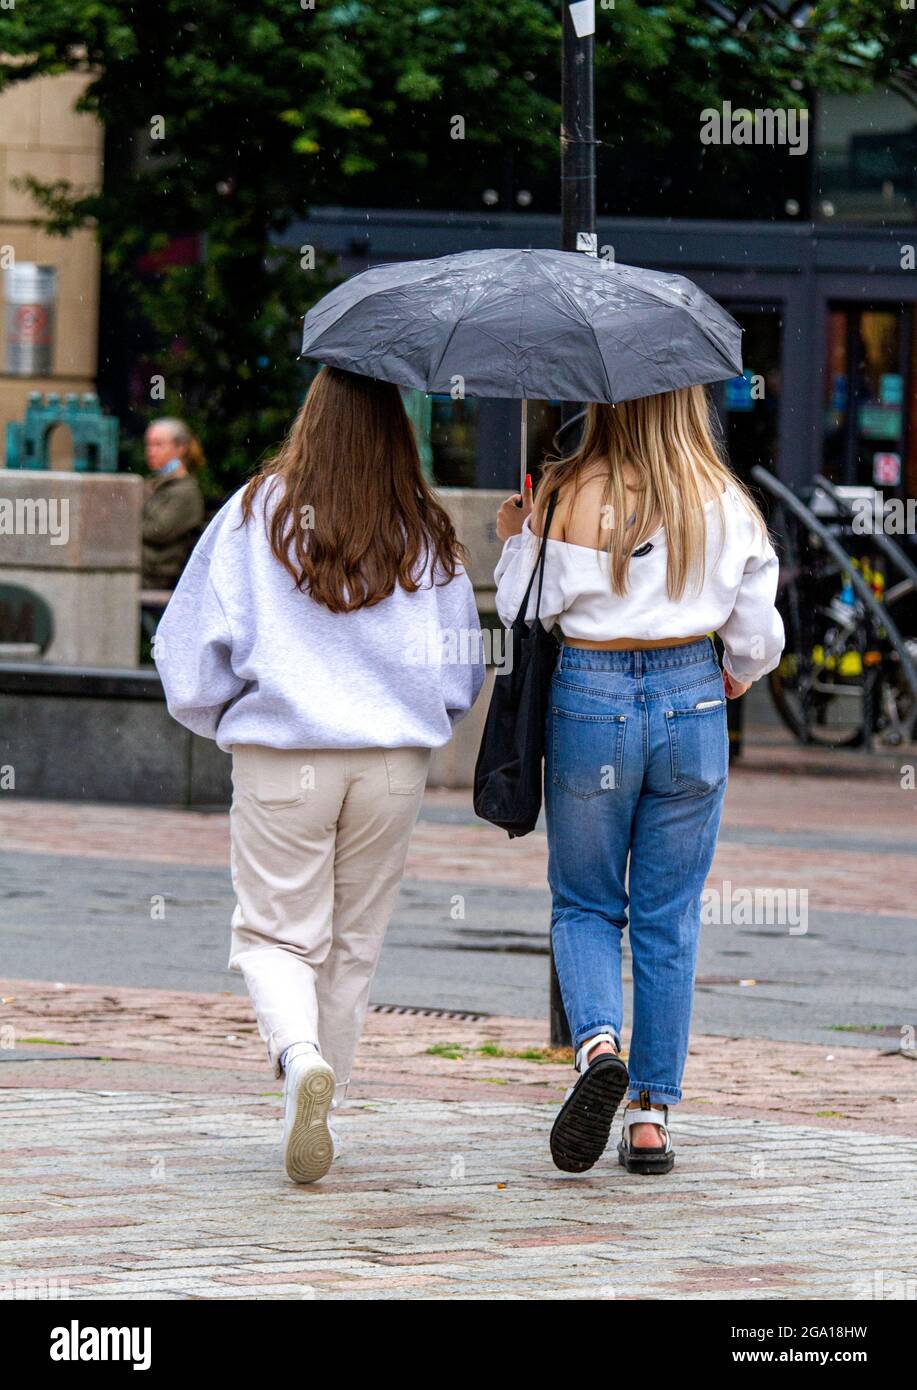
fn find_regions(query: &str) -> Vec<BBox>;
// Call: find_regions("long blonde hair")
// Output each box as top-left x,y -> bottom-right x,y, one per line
534,385 -> 766,601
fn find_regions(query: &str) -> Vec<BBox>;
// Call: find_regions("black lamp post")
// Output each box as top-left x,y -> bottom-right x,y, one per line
561,2 -> 597,261
549,3 -> 599,1047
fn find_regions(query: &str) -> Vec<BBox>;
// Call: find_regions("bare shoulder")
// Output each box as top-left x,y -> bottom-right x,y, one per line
529,486 -> 569,539
565,474 -> 611,547
532,474 -> 608,546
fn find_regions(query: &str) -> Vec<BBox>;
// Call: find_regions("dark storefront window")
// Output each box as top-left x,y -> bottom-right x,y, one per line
427,396 -> 563,491
714,306 -> 783,486
525,400 -> 563,479
907,325 -> 917,502
822,305 -> 913,495
815,90 -> 917,224
428,395 -> 480,488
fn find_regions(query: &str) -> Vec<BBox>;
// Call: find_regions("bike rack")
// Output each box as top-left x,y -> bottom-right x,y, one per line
751,465 -> 917,746
812,473 -> 917,599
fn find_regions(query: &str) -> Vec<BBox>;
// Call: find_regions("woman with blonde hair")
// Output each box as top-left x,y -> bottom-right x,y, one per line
141,416 -> 206,588
495,385 -> 784,1176
155,367 -> 484,1184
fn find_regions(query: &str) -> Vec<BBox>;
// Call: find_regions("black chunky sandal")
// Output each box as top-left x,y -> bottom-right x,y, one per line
617,1089 -> 675,1174
550,1032 -> 629,1173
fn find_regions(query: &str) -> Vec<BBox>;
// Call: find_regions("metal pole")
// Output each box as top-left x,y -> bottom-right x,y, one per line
550,2 -> 597,1049
561,1 -> 597,259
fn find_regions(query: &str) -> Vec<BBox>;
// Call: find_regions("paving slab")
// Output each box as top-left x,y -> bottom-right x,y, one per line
2,1084 -> 916,1301
1,735 -> 915,1302
1,977 -> 916,1301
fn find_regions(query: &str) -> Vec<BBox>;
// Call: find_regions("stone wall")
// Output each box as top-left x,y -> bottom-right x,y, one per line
0,470 -> 142,667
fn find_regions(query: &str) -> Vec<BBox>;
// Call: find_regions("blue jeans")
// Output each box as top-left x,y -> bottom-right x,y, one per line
545,638 -> 728,1107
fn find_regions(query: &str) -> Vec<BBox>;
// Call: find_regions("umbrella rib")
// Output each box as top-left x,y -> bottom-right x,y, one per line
533,256 -> 593,331
302,253 -> 488,354
427,264 -> 510,383
303,279 -> 465,390
535,256 -> 615,403
429,300 -> 470,385
589,319 -> 615,404
300,285 -> 393,354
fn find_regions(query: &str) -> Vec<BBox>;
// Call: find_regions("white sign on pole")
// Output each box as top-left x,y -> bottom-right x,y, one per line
568,0 -> 596,38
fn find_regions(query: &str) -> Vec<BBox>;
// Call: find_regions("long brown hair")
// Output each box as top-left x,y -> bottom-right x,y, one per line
241,366 -> 465,612
534,386 -> 767,602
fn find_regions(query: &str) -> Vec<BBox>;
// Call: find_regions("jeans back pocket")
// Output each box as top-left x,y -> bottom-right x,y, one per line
552,706 -> 628,800
665,699 -> 728,795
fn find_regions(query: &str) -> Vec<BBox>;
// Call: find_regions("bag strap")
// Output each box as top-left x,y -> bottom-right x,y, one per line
515,488 -> 559,624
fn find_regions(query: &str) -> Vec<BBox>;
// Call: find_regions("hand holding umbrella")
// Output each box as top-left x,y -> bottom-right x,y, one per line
497,473 -> 533,541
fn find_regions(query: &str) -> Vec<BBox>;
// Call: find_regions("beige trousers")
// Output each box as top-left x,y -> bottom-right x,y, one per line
228,743 -> 430,1102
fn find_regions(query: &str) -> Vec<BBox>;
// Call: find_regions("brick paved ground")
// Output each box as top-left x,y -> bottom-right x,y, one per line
3,1084 -> 916,1300
1,745 -> 916,1300
2,976 -> 916,1299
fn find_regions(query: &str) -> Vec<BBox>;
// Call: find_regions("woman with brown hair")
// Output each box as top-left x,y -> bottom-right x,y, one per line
155,367 -> 485,1184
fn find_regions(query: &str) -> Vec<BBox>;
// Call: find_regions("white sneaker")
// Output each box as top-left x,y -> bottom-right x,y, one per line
329,1120 -> 342,1159
281,1046 -> 336,1184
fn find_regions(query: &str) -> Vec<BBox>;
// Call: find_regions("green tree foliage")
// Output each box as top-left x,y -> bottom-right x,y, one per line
0,1 -> 565,491
0,1 -> 913,492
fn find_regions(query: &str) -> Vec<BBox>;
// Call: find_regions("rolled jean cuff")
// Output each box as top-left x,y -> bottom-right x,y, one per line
627,1083 -> 681,1106
572,1022 -> 622,1053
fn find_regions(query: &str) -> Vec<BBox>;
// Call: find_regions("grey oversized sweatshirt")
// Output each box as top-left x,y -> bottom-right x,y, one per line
154,482 -> 486,752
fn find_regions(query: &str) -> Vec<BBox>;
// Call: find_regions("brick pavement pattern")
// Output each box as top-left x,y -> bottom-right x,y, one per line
3,1083 -> 916,1300
1,746 -> 915,1300
2,977 -> 916,1300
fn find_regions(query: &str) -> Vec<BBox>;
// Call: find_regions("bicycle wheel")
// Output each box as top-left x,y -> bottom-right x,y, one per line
768,527 -> 872,748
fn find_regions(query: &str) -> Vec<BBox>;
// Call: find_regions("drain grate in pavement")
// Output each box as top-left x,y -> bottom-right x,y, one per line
370,1003 -> 490,1022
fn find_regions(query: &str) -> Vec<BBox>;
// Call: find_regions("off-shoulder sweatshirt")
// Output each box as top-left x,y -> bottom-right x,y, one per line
494,484 -> 785,684
154,482 -> 485,752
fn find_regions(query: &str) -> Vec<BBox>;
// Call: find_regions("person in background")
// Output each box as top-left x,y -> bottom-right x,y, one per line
142,417 -> 206,589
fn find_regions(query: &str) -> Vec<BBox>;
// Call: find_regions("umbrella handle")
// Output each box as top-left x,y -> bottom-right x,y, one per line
520,398 -> 528,495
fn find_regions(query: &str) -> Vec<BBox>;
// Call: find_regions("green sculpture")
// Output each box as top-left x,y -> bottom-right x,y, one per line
5,391 -> 119,471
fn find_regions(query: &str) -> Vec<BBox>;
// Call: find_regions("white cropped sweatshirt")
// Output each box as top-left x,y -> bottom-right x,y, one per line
494,484 -> 785,684
155,482 -> 485,752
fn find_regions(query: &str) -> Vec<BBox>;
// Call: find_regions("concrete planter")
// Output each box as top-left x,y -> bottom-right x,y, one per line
0,469 -> 142,666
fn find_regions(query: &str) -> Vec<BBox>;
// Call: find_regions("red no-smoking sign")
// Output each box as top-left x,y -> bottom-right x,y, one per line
13,305 -> 50,344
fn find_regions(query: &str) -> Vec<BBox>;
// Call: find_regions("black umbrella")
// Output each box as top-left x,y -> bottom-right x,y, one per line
300,247 -> 743,486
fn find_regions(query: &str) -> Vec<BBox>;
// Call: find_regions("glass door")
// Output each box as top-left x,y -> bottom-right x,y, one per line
712,305 -> 783,488
823,304 -> 914,496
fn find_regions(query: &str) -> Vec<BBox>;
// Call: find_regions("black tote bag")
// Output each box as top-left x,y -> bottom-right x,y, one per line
473,492 -> 560,838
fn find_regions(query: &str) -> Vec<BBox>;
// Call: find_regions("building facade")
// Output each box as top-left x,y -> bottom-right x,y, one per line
0,74 -> 103,466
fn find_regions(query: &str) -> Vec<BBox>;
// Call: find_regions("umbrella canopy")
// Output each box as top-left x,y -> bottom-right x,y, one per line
299,247 -> 743,405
